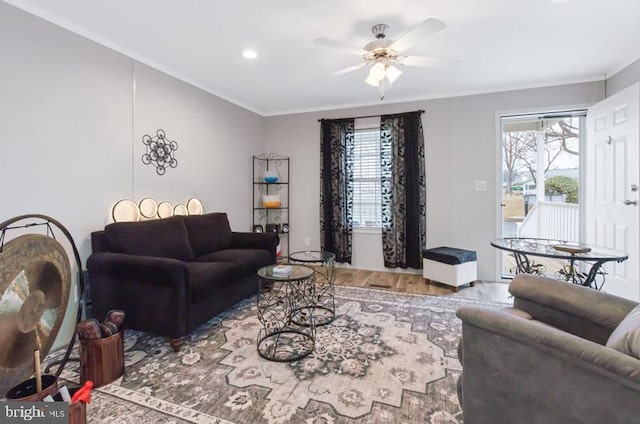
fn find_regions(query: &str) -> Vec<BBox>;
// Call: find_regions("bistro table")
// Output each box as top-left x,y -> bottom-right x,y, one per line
288,250 -> 336,326
491,237 -> 628,290
256,264 -> 317,362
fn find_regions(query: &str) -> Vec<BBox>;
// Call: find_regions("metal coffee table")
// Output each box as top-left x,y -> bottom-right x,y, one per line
288,250 -> 336,326
256,264 -> 316,362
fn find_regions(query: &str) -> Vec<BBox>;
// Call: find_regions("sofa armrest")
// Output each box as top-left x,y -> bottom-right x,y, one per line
457,306 -> 640,423
458,306 -> 640,383
230,231 -> 279,252
90,230 -> 110,253
87,252 -> 189,287
86,252 -> 190,338
509,274 -> 637,344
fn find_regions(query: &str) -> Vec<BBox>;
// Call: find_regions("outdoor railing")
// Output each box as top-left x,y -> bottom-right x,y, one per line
517,201 -> 579,241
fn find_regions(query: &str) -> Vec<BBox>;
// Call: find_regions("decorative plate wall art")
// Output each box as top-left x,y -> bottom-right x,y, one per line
138,197 -> 158,219
112,199 -> 141,222
110,197 -> 204,222
173,204 -> 188,216
186,198 -> 203,215
157,201 -> 174,219
141,129 -> 178,175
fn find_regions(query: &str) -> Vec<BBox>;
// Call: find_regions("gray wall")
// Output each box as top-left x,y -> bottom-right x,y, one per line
606,57 -> 640,96
132,62 -> 264,225
0,2 -> 264,349
264,82 -> 604,280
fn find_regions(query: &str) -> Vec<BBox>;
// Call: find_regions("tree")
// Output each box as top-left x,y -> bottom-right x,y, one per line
502,118 -> 580,194
545,176 -> 578,203
502,131 -> 535,194
545,120 -> 579,155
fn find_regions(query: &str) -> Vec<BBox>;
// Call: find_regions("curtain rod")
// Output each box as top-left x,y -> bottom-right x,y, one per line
318,109 -> 424,122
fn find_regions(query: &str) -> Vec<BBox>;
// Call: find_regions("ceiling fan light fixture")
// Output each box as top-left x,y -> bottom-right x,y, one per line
365,73 -> 380,87
386,65 -> 402,84
315,19 -> 447,100
369,62 -> 386,80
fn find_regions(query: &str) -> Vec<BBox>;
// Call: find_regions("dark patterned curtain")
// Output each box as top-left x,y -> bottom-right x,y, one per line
380,111 -> 426,268
320,119 -> 355,263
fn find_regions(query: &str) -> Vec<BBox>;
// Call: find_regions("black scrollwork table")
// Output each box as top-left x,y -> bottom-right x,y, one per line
288,250 -> 336,326
490,237 -> 628,290
256,264 -> 316,362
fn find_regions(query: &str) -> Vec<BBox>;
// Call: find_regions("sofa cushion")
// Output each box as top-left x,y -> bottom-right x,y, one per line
606,304 -> 640,359
187,262 -> 248,302
195,249 -> 274,272
105,217 -> 193,261
184,213 -> 233,257
423,247 -> 477,265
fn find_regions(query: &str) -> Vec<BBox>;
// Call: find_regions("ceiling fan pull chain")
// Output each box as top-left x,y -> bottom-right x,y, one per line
378,79 -> 385,101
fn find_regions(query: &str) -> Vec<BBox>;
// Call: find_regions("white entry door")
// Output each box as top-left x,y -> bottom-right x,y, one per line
585,82 -> 639,301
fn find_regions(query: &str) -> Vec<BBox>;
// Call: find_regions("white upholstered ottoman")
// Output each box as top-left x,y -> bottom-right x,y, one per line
423,247 -> 477,292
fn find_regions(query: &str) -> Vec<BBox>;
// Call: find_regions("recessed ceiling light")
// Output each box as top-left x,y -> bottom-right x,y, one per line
242,49 -> 258,59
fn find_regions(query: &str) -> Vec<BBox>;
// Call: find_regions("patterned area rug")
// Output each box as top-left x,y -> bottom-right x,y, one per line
52,286 -> 506,423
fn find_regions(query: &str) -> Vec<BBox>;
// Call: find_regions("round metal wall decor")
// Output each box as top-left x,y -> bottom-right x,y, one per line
141,129 -> 178,175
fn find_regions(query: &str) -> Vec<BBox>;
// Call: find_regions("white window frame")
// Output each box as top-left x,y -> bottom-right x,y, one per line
353,117 -> 382,231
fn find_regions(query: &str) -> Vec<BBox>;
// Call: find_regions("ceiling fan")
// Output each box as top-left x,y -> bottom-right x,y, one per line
315,18 -> 447,99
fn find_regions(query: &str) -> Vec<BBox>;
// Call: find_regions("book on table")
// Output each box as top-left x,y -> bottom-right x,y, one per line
272,265 -> 292,276
553,244 -> 591,254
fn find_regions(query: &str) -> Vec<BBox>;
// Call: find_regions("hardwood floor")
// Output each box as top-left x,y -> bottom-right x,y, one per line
333,268 -> 512,303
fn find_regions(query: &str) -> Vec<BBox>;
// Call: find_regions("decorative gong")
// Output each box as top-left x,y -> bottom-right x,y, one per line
0,234 -> 71,395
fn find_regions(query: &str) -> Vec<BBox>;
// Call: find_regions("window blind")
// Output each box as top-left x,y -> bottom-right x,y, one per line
353,128 -> 382,228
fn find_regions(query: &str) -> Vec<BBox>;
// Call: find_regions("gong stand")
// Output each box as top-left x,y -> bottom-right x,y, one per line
0,214 -> 84,380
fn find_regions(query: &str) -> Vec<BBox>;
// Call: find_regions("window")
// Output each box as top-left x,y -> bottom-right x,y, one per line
353,126 -> 382,228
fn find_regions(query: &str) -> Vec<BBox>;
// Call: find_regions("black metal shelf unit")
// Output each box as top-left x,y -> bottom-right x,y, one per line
253,153 -> 289,260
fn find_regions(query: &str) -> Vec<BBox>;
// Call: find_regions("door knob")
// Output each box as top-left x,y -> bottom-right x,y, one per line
623,200 -> 638,206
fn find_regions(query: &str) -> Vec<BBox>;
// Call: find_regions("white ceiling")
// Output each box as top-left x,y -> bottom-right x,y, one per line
5,0 -> 640,116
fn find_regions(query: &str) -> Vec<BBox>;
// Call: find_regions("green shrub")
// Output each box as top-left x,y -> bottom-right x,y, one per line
545,176 -> 578,203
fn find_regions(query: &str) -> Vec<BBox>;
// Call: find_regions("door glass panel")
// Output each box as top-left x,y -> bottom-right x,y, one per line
500,113 -> 585,278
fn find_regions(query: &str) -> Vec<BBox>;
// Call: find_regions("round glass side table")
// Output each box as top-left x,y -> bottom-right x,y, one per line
288,250 -> 336,326
256,264 -> 316,362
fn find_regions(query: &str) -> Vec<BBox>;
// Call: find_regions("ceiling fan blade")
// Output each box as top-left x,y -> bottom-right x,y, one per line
314,37 -> 367,56
316,63 -> 368,81
329,63 -> 368,77
389,18 -> 446,53
397,55 -> 452,68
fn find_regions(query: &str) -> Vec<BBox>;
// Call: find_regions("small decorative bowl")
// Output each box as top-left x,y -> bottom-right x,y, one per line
263,171 -> 279,183
262,195 -> 281,208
